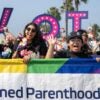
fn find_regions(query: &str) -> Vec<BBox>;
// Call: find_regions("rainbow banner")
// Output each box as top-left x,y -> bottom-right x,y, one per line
0,58 -> 100,100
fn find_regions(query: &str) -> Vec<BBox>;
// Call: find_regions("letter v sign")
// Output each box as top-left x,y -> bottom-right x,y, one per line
0,8 -> 13,33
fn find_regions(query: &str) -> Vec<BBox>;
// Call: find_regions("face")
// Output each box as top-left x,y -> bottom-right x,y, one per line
25,25 -> 36,41
68,37 -> 83,53
81,33 -> 88,44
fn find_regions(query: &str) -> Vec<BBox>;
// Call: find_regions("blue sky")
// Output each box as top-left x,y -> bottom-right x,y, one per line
0,0 -> 100,36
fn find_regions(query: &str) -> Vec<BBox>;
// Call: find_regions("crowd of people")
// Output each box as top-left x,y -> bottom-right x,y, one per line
0,22 -> 100,63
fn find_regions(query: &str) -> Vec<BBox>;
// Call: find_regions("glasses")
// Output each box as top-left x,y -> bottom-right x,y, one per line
71,38 -> 82,42
26,27 -> 36,32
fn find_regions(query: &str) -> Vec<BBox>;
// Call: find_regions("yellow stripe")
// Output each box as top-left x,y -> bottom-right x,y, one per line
0,59 -> 27,73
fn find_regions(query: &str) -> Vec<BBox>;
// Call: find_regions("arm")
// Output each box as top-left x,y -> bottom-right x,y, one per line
45,44 -> 55,59
96,57 -> 100,62
12,50 -> 18,58
92,41 -> 100,53
45,36 -> 57,59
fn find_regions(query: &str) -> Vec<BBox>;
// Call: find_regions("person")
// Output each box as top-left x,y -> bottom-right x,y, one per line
59,36 -> 68,50
87,27 -> 100,54
45,31 -> 93,58
1,44 -> 12,58
0,27 -> 16,58
3,26 -> 16,50
77,29 -> 92,54
12,22 -> 47,62
0,42 -> 12,59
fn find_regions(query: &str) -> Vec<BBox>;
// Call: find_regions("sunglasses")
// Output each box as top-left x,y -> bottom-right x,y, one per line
26,27 -> 36,32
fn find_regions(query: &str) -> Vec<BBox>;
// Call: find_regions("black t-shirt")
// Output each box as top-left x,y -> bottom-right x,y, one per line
0,44 -> 4,52
82,44 -> 92,54
54,50 -> 92,58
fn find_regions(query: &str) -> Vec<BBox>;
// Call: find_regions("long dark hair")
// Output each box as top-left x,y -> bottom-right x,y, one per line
23,22 -> 44,46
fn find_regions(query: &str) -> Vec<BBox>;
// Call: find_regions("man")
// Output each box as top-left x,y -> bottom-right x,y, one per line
46,31 -> 91,58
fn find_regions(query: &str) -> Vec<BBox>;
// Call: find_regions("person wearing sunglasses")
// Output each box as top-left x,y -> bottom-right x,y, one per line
45,31 -> 100,62
45,31 -> 92,58
12,22 -> 47,63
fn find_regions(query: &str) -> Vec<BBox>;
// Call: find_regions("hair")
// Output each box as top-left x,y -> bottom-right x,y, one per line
24,22 -> 41,37
77,29 -> 88,36
23,22 -> 44,46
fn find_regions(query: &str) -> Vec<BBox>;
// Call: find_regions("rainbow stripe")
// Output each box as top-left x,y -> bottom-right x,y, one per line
28,58 -> 100,73
0,58 -> 100,73
0,59 -> 27,73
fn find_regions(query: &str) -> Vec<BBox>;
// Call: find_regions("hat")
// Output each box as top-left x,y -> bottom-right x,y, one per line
68,31 -> 83,42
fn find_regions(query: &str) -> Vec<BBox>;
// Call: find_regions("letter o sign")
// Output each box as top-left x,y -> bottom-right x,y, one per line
33,14 -> 60,39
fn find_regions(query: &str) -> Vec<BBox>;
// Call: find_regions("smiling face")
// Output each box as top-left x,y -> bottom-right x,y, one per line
24,24 -> 37,41
68,37 -> 83,53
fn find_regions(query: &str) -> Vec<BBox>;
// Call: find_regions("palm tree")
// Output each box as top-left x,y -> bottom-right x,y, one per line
60,0 -> 88,35
47,7 -> 61,21
40,23 -> 50,35
60,0 -> 74,36
60,0 -> 74,12
74,0 -> 88,11
92,24 -> 100,37
47,7 -> 61,37
40,7 -> 61,35
39,7 -> 61,36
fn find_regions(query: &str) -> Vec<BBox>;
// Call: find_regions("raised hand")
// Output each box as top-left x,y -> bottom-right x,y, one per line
46,35 -> 57,46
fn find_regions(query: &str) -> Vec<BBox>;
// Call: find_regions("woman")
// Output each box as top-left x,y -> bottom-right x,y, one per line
77,29 -> 92,54
12,22 -> 47,62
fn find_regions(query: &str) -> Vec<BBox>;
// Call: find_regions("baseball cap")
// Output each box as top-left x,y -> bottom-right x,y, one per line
67,31 -> 83,42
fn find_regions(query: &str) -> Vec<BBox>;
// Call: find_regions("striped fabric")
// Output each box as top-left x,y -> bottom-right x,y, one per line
0,58 -> 100,100
0,58 -> 99,73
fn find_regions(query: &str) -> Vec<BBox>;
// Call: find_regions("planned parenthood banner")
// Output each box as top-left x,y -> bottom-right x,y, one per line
0,58 -> 100,100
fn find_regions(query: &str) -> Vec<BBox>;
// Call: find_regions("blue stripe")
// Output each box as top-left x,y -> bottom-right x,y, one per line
56,58 -> 100,73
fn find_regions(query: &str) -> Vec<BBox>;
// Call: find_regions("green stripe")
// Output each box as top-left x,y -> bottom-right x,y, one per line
27,59 -> 67,73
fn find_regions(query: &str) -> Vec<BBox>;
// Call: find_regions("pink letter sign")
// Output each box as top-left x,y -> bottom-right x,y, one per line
33,14 -> 60,39
67,11 -> 88,32
0,8 -> 13,33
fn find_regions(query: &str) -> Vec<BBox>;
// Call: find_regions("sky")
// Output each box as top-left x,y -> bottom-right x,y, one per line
0,0 -> 100,37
